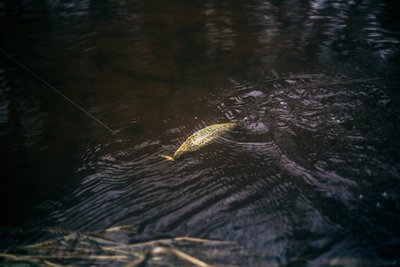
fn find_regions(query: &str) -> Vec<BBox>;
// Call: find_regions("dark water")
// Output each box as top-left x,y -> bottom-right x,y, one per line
1,0 -> 400,266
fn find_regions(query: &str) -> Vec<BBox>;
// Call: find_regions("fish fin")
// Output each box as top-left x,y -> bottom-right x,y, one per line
161,155 -> 175,161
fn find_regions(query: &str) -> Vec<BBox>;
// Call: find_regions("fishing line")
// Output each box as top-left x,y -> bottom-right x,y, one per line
0,48 -> 115,133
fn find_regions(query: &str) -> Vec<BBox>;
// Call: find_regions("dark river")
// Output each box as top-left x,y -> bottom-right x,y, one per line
1,0 -> 400,266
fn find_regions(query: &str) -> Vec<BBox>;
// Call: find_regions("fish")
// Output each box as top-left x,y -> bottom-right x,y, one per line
161,122 -> 238,161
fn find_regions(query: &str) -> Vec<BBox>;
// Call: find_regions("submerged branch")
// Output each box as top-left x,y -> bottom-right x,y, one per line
152,246 -> 212,267
0,252 -> 130,261
1,226 -> 239,266
174,236 -> 235,244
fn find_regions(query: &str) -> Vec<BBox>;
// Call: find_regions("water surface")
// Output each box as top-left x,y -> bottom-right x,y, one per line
0,0 -> 399,266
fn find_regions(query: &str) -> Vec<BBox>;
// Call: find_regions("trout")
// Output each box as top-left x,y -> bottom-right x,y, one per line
162,122 -> 237,160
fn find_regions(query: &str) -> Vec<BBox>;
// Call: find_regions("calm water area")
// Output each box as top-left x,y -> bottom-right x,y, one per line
0,0 -> 400,266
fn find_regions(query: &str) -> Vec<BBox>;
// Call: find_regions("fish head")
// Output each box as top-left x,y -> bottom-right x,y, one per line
173,146 -> 188,159
174,140 -> 198,159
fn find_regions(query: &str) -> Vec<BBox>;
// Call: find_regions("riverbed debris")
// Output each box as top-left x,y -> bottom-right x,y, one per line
161,122 -> 238,161
0,225 -> 240,267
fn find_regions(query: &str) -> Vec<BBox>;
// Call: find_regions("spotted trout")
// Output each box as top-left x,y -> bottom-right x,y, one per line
161,122 -> 237,161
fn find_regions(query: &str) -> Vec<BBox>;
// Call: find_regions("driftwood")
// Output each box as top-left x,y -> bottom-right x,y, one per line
0,225 -> 245,267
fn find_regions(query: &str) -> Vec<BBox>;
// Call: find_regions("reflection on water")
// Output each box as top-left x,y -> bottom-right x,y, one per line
1,0 -> 400,266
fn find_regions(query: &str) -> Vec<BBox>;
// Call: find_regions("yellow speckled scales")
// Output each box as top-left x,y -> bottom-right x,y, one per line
162,122 -> 237,161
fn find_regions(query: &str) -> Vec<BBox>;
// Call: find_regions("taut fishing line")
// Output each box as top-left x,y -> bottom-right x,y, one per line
0,48 -> 115,133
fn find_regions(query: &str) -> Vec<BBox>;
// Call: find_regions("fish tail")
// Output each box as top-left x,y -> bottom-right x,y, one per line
161,155 -> 175,161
